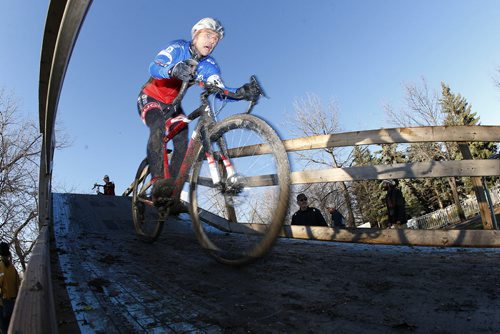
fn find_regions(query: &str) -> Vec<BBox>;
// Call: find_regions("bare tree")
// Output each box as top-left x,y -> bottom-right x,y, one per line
0,89 -> 69,270
494,68 -> 500,90
285,93 -> 355,226
383,78 -> 466,222
0,89 -> 42,270
385,77 -> 443,127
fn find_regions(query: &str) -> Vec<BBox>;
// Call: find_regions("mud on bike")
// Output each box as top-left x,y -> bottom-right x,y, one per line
131,76 -> 290,265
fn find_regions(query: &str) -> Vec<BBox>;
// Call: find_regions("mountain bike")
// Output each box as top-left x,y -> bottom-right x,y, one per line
92,183 -> 104,195
131,76 -> 290,265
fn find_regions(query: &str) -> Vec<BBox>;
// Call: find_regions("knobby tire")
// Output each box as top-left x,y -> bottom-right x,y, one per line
189,114 -> 290,265
131,158 -> 167,242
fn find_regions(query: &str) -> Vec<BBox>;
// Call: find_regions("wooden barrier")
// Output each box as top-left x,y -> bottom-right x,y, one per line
199,208 -> 500,248
282,226 -> 500,247
226,125 -> 500,156
9,226 -> 57,333
290,160 -> 499,183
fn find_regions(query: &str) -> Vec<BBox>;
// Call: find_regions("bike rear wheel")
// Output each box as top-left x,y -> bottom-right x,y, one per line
131,158 -> 167,242
189,114 -> 290,265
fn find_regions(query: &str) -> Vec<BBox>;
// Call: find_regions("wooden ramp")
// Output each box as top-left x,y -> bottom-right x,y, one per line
10,193 -> 500,333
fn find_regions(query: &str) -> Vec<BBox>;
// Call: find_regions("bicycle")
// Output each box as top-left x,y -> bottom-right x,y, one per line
92,183 -> 104,195
131,76 -> 290,265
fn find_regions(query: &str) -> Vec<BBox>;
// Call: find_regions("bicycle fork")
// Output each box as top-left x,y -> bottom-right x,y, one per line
205,152 -> 235,185
198,122 -> 240,194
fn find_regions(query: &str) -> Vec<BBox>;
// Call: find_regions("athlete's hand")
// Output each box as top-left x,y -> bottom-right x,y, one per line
236,83 -> 260,101
170,60 -> 197,82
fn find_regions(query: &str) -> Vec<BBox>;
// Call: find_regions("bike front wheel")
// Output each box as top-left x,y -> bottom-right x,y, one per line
131,158 -> 167,242
189,114 -> 290,265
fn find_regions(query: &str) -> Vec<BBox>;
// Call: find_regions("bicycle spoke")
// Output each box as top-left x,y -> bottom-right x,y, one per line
131,159 -> 166,242
190,114 -> 290,265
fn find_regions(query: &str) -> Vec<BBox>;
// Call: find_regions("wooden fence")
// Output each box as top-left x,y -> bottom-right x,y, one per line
280,125 -> 499,229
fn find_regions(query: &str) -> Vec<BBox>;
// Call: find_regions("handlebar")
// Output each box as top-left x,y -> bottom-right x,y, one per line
173,75 -> 267,115
244,75 -> 267,114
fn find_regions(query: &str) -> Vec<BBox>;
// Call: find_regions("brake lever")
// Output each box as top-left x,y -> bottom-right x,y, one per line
250,75 -> 268,99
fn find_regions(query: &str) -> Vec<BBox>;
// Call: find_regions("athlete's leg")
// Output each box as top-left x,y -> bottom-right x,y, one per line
169,121 -> 188,180
145,110 -> 165,179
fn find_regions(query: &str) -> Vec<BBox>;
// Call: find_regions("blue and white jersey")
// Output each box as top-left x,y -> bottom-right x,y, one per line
143,39 -> 239,104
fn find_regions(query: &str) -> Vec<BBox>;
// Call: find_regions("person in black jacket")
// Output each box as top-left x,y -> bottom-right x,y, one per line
327,207 -> 345,228
291,193 -> 328,226
382,180 -> 407,228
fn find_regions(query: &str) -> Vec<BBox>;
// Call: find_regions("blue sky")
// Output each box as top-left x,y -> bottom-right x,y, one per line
1,1 -> 499,194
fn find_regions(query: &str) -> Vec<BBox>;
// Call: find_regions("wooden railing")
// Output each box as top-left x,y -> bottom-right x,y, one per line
15,0 -> 93,333
192,124 -> 499,247
235,125 -> 499,229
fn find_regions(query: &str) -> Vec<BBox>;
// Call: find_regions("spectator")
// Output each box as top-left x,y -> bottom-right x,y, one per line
327,207 -> 345,228
291,193 -> 328,227
0,242 -> 20,333
103,175 -> 115,196
381,180 -> 407,229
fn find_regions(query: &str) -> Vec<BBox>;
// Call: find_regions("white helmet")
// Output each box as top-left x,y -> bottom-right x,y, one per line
191,17 -> 224,40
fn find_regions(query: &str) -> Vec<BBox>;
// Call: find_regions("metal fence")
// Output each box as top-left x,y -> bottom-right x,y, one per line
408,184 -> 500,229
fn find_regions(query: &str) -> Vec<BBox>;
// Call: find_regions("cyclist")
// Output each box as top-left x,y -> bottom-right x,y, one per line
137,17 -> 259,211
103,175 -> 115,196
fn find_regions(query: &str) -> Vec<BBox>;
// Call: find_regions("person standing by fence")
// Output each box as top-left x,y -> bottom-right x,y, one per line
327,207 -> 345,228
382,180 -> 407,229
0,242 -> 20,333
291,193 -> 328,227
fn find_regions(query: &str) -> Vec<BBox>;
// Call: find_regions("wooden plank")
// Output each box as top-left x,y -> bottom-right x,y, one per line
281,226 -> 500,247
283,125 -> 500,151
197,174 -> 279,188
205,160 -> 498,187
10,226 -> 57,333
291,160 -> 500,184
198,210 -> 500,247
199,209 -> 269,233
225,126 -> 500,157
195,160 -> 498,187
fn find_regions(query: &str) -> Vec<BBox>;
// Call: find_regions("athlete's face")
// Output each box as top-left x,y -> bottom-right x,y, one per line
193,29 -> 220,56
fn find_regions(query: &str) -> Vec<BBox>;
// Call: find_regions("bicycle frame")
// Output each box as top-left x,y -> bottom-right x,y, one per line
161,109 -> 211,202
156,83 -> 244,208
132,76 -> 290,264
138,77 -> 264,209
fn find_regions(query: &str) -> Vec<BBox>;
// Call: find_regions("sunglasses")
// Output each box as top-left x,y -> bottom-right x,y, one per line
298,198 -> 308,202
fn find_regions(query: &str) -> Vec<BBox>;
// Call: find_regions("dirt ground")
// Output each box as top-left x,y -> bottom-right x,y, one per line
50,194 -> 500,333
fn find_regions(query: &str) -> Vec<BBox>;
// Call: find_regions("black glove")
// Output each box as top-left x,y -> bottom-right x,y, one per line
236,83 -> 260,101
169,60 -> 197,82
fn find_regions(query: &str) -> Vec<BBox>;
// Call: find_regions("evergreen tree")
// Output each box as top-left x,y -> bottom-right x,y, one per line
440,83 -> 498,191
406,144 -> 452,211
351,146 -> 386,227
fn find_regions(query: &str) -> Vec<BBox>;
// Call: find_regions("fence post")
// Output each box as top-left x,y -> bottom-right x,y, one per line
458,143 -> 493,229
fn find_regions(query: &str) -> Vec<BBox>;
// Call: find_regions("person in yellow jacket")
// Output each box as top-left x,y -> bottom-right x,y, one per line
0,242 -> 20,333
